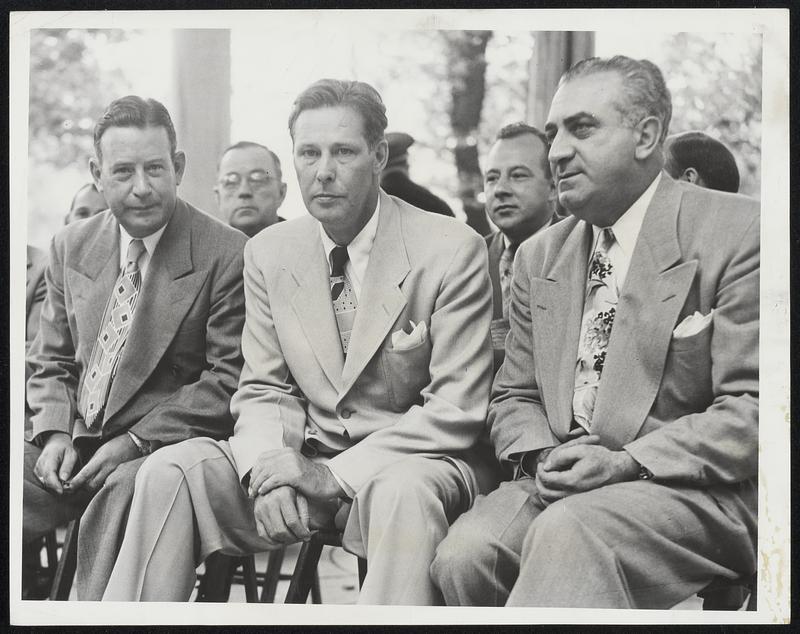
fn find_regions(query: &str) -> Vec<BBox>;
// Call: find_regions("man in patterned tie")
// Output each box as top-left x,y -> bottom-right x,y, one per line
433,56 -> 759,608
102,79 -> 498,605
22,95 -> 247,599
482,122 -> 559,370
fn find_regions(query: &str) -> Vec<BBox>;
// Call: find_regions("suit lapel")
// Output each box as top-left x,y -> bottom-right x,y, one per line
532,220 -> 593,437
592,175 -> 697,448
104,200 -> 203,422
340,193 -> 409,396
290,224 -> 346,393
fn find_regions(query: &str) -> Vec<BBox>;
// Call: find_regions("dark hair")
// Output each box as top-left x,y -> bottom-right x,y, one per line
664,131 -> 740,193
69,182 -> 100,211
288,79 -> 388,148
219,141 -> 283,181
93,95 -> 177,161
562,55 -> 672,144
495,121 -> 552,178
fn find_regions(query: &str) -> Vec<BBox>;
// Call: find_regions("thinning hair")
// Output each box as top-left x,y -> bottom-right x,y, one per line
664,131 -> 740,193
561,55 -> 672,144
93,95 -> 177,162
219,141 -> 283,181
495,121 -> 552,178
288,79 -> 388,148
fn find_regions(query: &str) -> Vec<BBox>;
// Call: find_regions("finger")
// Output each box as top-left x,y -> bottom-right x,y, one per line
296,493 -> 311,536
68,459 -> 100,491
535,475 -> 567,505
280,494 -> 312,542
257,473 -> 292,498
59,450 -> 79,483
262,492 -> 297,544
537,460 -> 577,491
35,452 -> 64,494
543,445 -> 591,471
560,434 -> 601,448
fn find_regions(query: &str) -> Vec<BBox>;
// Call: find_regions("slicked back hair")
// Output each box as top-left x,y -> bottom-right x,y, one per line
93,95 -> 177,162
288,79 -> 388,149
219,141 -> 283,181
561,55 -> 672,144
664,131 -> 740,193
495,121 -> 552,179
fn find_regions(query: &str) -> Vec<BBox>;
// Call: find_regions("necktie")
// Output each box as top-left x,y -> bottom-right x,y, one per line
330,245 -> 357,355
499,243 -> 518,320
79,239 -> 146,429
572,228 -> 618,433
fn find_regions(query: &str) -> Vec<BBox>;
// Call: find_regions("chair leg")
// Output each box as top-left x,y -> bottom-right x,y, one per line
357,557 -> 368,589
746,575 -> 757,611
242,555 -> 259,603
49,519 -> 79,601
44,532 -> 59,573
285,537 -> 324,604
310,570 -> 322,604
196,553 -> 236,602
260,548 -> 286,603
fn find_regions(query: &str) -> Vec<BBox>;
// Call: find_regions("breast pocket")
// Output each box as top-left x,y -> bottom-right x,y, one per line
662,321 -> 713,408
380,335 -> 432,412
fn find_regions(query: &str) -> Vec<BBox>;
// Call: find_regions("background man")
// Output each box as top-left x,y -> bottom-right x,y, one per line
432,56 -> 758,609
483,122 -> 558,369
65,182 -> 107,224
380,131 -> 454,217
214,140 -> 287,237
23,95 -> 246,600
103,79 -> 497,605
664,130 -> 741,193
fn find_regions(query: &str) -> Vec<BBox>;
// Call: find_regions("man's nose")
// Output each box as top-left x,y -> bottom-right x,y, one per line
494,174 -> 512,196
132,169 -> 152,198
237,179 -> 253,197
548,129 -> 573,165
316,154 -> 335,183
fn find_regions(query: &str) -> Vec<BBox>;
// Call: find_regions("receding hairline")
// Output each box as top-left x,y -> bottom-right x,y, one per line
290,104 -> 382,148
489,129 -> 551,178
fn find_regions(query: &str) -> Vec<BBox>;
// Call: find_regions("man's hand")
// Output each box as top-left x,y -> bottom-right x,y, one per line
33,432 -> 79,495
67,433 -> 141,493
253,486 -> 311,547
248,448 -> 345,501
536,436 -> 638,505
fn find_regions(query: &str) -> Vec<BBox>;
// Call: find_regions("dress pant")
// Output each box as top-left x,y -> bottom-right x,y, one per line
103,437 -> 498,604
431,477 -> 757,608
23,440 -> 146,600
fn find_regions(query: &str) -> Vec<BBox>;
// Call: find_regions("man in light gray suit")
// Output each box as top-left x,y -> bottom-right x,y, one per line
103,79 -> 498,605
432,56 -> 758,608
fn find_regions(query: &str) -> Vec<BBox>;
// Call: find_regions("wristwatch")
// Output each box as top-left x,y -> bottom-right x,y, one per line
638,464 -> 654,480
127,431 -> 153,456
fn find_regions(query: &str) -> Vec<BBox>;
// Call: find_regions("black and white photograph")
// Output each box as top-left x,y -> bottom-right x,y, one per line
9,8 -> 789,626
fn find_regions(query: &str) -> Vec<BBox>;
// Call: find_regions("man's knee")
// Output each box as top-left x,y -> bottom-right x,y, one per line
134,437 -> 218,490
355,457 -> 447,515
430,506 -> 492,589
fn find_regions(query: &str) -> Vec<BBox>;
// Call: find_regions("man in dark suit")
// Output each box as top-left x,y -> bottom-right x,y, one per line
433,56 -> 758,608
102,79 -> 497,605
380,131 -> 454,217
664,130 -> 741,193
23,95 -> 246,600
214,141 -> 287,237
483,122 -> 558,369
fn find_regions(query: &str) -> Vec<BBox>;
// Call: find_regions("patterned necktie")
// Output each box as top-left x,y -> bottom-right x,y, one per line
573,228 -> 618,433
330,245 -> 357,355
79,239 -> 146,429
499,243 -> 518,320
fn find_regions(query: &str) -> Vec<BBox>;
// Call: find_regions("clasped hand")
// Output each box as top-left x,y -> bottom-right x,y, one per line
534,434 -> 638,505
247,447 -> 344,501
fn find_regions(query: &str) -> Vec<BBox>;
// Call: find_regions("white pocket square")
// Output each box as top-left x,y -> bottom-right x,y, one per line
391,320 -> 427,350
673,309 -> 714,338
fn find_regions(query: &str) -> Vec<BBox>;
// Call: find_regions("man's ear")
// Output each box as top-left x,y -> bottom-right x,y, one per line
680,167 -> 700,184
89,157 -> 103,191
278,181 -> 288,206
173,150 -> 187,186
633,115 -> 662,161
373,138 -> 389,174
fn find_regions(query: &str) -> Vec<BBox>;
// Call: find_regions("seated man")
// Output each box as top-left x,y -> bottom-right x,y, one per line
214,141 -> 287,237
483,122 -> 558,370
65,182 -> 108,224
103,78 -> 498,605
664,130 -> 740,193
23,95 -> 246,600
432,55 -> 758,608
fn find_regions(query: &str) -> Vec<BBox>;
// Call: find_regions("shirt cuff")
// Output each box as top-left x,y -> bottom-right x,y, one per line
328,465 -> 355,500
127,430 -> 153,456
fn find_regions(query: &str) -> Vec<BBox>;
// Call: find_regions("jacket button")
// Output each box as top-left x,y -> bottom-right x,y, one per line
340,409 -> 352,419
171,364 -> 180,376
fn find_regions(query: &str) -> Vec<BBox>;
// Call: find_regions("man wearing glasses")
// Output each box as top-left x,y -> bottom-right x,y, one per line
214,141 -> 287,238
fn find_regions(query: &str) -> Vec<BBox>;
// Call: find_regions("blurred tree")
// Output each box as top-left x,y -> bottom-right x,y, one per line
28,29 -> 132,169
442,30 -> 492,235
660,32 -> 762,197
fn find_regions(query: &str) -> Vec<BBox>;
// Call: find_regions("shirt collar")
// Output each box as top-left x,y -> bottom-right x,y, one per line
593,172 -> 661,257
119,222 -> 167,263
319,196 -> 381,272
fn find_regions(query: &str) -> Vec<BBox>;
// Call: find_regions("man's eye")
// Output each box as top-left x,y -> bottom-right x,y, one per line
336,148 -> 355,157
114,167 -> 133,177
573,123 -> 593,137
485,175 -> 497,185
511,172 -> 530,180
301,149 -> 319,159
146,165 -> 164,175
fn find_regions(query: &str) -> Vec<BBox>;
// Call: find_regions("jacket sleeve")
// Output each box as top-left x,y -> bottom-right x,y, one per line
624,213 -> 759,484
326,234 -> 494,492
129,241 -> 246,446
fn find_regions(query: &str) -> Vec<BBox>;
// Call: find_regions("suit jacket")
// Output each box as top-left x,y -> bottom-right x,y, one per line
26,245 -> 47,348
490,175 -> 758,501
230,191 -> 493,493
381,170 -> 454,217
26,198 -> 247,447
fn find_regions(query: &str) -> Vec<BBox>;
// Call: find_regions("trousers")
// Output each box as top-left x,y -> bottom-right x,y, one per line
431,476 -> 757,608
103,437 -> 498,604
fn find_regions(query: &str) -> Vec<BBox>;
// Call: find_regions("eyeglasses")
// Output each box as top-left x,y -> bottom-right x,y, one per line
218,170 -> 276,191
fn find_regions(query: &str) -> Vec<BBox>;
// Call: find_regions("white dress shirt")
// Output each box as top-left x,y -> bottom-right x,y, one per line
118,223 -> 167,281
